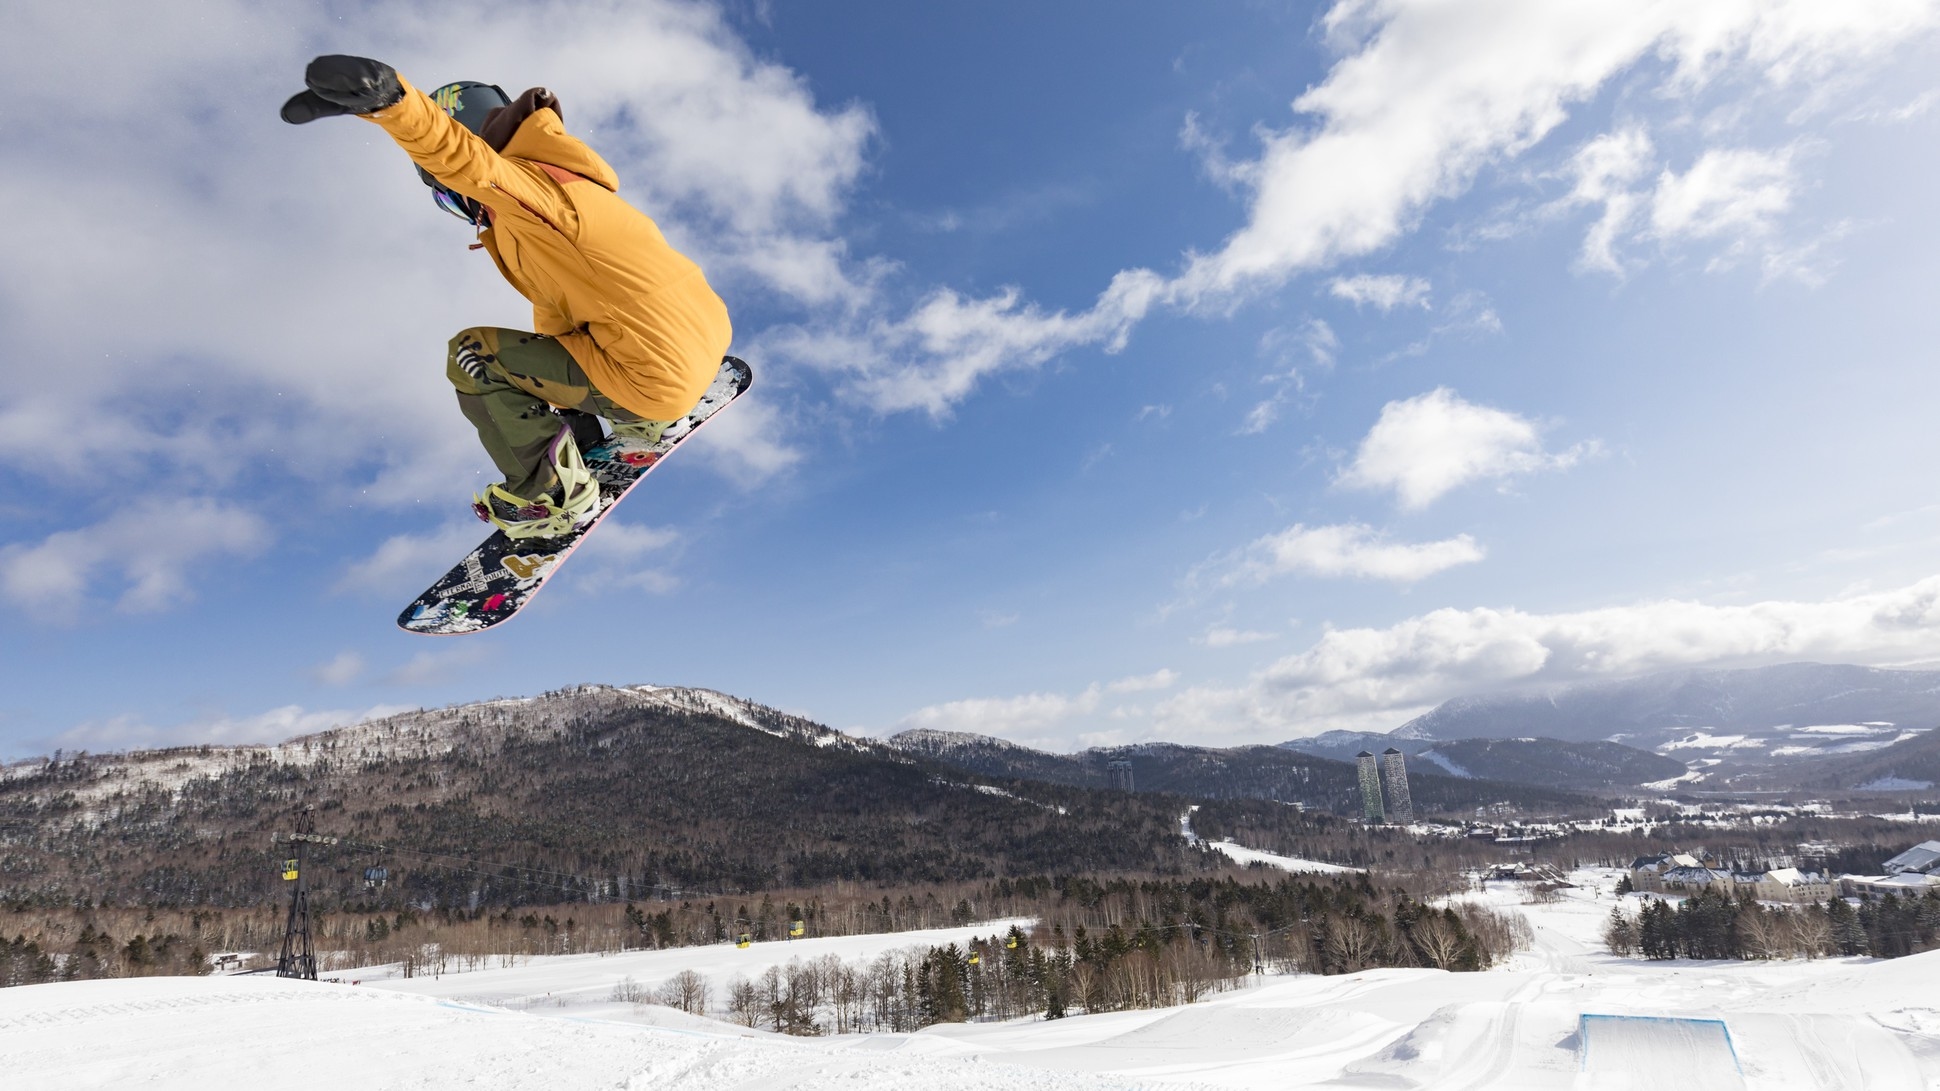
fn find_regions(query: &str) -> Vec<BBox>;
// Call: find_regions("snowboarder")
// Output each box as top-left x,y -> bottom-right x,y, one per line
282,55 -> 733,539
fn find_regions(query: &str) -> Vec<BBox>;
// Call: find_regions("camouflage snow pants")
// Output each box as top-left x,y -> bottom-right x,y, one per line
447,327 -> 675,501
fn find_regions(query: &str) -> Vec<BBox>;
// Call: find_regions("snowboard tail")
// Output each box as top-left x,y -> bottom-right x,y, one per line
397,356 -> 752,635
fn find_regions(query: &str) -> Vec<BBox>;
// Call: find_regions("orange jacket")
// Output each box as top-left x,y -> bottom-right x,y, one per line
364,76 -> 731,421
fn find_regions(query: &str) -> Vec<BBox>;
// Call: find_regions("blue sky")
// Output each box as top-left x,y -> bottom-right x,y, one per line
4,0 -> 1940,759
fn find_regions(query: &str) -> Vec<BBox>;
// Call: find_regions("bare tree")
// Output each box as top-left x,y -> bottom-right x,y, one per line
1415,912 -> 1468,968
656,969 -> 710,1015
1788,906 -> 1832,959
725,975 -> 761,1027
1736,908 -> 1783,961
1066,961 -> 1099,1013
610,975 -> 646,1003
759,964 -> 789,1033
1324,915 -> 1382,973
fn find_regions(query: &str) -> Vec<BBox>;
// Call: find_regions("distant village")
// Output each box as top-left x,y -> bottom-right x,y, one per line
1624,842 -> 1940,904
1356,748 -> 1940,903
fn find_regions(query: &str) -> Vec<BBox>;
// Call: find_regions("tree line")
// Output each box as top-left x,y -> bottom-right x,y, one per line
3,869 -> 1527,992
1603,888 -> 1940,961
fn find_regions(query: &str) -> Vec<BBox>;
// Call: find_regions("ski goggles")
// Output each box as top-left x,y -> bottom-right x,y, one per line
432,187 -> 483,224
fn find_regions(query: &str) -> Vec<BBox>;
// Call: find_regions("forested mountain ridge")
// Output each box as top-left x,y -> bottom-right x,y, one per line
1,684 -> 1605,915
1278,734 -> 1685,789
885,730 -> 1595,812
0,686 -> 1204,910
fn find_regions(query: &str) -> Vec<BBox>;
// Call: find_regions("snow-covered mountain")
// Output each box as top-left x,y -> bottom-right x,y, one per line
1396,663 -> 1940,744
1377,663 -> 1940,793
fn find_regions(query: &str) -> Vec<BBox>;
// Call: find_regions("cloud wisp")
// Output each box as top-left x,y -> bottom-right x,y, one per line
38,702 -> 410,755
1206,522 -> 1485,586
0,500 -> 270,620
1328,274 -> 1432,311
895,670 -> 1180,750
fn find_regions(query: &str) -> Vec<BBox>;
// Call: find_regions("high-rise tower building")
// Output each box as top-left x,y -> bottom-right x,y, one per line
1380,748 -> 1413,825
1106,759 -> 1135,793
1356,751 -> 1385,823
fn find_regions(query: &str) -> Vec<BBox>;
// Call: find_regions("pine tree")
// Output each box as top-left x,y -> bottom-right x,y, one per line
1827,897 -> 1868,957
1602,907 -> 1636,957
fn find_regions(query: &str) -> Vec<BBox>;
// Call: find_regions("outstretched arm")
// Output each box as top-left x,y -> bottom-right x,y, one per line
282,56 -> 567,228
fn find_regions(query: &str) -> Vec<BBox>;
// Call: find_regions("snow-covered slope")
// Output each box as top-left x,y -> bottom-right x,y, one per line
8,877 -> 1937,1089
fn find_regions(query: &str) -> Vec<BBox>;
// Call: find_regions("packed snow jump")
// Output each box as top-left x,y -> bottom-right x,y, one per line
281,55 -> 747,632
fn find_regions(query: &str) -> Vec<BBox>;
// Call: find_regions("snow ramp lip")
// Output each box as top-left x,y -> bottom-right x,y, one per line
1577,1013 -> 1744,1090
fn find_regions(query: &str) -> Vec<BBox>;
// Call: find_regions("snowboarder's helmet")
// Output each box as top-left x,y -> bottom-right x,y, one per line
417,80 -> 511,224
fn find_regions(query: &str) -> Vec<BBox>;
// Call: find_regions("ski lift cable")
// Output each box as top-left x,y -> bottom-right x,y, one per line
338,839 -> 605,887
262,830 -> 627,900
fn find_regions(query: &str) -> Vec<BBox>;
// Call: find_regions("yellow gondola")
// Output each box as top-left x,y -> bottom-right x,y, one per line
967,951 -> 981,965
735,933 -> 752,949
788,920 -> 804,938
1005,934 -> 1019,949
281,859 -> 299,881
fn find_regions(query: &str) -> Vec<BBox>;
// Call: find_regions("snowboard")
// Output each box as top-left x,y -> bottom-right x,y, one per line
398,356 -> 752,635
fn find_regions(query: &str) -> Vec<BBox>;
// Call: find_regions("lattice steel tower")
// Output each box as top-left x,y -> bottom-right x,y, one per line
276,805 -> 335,980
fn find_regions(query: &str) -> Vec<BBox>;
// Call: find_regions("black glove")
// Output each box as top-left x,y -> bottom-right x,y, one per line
280,55 -> 403,124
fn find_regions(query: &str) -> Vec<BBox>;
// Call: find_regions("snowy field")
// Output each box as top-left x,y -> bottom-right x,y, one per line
5,872 -> 1939,1089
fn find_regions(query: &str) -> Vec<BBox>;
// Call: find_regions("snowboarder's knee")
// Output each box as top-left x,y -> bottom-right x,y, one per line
448,328 -> 503,392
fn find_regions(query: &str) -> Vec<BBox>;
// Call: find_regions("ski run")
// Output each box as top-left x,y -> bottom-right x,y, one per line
5,869 -> 1937,1089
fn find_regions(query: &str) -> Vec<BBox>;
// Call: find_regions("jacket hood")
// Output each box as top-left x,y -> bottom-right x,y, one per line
490,88 -> 620,192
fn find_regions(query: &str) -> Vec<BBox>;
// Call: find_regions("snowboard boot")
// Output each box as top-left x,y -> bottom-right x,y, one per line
472,425 -> 599,539
556,407 -> 606,454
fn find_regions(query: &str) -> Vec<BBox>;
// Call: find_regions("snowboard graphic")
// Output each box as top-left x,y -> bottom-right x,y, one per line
398,356 -> 752,635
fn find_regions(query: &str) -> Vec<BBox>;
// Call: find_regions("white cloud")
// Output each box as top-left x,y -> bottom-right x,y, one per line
1329,274 -> 1432,310
1199,626 -> 1278,648
312,651 -> 368,687
45,703 -> 409,754
1240,320 -> 1333,435
1155,573 -> 1940,742
1210,522 -> 1486,585
1239,401 -> 1282,435
897,670 -> 1179,747
790,0 -> 1936,416
335,523 -> 485,598
1107,669 -> 1180,694
0,500 -> 270,619
775,270 -> 1168,418
687,395 -> 804,481
1558,132 -> 1815,278
1648,145 -> 1797,244
578,521 -> 679,561
1558,126 -> 1656,273
382,645 -> 490,688
1337,388 -> 1595,510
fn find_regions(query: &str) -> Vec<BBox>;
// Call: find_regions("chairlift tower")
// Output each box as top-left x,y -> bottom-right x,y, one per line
276,805 -> 338,980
